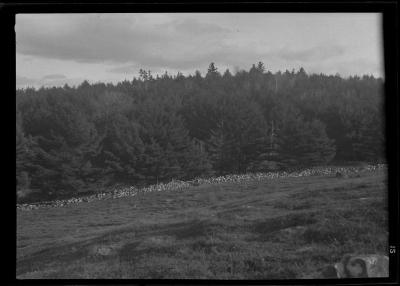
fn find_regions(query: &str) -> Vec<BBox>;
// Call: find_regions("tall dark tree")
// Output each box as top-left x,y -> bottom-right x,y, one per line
257,61 -> 266,73
274,105 -> 336,169
95,113 -> 144,184
206,62 -> 220,79
207,120 -> 235,175
16,111 -> 33,201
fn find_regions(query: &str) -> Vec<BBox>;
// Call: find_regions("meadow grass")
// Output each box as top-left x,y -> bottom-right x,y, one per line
17,168 -> 388,279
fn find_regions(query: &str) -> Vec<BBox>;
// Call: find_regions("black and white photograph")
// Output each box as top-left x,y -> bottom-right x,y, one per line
15,10 -> 392,280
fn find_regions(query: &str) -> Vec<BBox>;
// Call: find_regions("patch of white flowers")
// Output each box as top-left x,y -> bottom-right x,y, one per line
17,164 -> 386,211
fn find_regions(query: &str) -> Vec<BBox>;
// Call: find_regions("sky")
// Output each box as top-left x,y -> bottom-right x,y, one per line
16,13 -> 384,89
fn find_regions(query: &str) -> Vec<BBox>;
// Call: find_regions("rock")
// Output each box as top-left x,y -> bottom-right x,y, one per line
90,245 -> 115,256
16,164 -> 387,211
190,181 -> 200,186
321,265 -> 340,278
281,226 -> 307,236
322,254 -> 389,278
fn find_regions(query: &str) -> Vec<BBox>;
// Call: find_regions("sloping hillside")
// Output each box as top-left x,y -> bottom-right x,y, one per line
17,168 -> 388,279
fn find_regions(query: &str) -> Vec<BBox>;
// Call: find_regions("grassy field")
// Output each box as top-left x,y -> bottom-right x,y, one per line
17,168 -> 388,279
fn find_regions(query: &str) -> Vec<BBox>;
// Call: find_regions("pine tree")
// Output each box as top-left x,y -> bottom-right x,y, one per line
16,112 -> 33,201
183,139 -> 213,179
223,69 -> 232,78
96,113 -> 144,184
275,106 -> 336,169
206,120 -> 235,175
207,98 -> 266,174
257,61 -> 266,73
206,62 -> 220,79
350,109 -> 385,162
135,98 -> 210,182
207,62 -> 218,74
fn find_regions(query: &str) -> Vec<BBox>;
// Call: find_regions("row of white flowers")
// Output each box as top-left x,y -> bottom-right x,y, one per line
17,164 -> 386,211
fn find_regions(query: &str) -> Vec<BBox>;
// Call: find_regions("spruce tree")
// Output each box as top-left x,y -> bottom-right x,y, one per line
275,106 -> 336,169
207,120 -> 235,175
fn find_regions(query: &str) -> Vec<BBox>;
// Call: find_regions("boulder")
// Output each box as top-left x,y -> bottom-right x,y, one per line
321,254 -> 389,278
335,171 -> 343,178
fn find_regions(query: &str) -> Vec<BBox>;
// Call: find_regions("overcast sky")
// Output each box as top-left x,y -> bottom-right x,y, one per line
16,13 -> 383,89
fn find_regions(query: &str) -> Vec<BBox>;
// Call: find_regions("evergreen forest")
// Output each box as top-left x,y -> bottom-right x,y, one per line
16,63 -> 385,202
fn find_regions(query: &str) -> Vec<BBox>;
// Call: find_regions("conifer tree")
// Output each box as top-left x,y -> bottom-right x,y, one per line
207,120 -> 235,175
206,62 -> 220,79
257,61 -> 266,73
95,113 -> 144,184
275,106 -> 336,169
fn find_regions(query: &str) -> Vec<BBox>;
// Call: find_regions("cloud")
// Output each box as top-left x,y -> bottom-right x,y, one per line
107,47 -> 249,73
17,14 -> 162,63
16,74 -> 87,89
42,74 -> 67,80
16,14 -> 232,70
275,45 -> 345,62
107,65 -> 139,74
16,13 -> 384,83
171,18 -> 231,35
107,43 -> 347,76
16,75 -> 36,87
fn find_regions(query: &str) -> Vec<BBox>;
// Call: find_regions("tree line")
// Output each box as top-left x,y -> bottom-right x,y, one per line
16,63 -> 385,202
